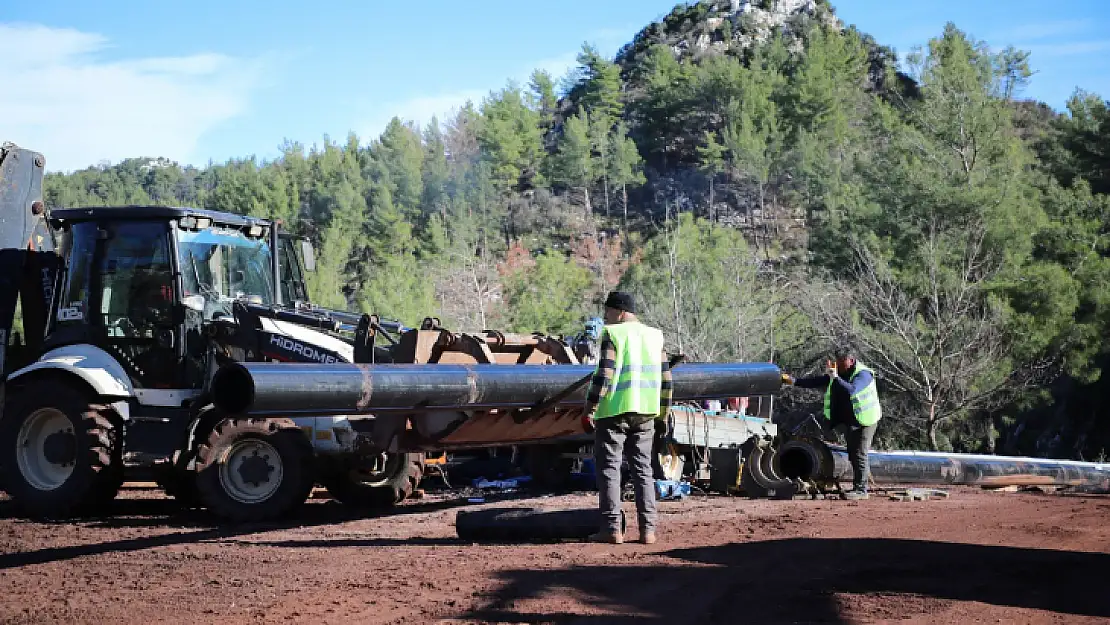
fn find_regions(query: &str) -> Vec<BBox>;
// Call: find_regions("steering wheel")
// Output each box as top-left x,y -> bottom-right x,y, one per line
110,316 -> 137,337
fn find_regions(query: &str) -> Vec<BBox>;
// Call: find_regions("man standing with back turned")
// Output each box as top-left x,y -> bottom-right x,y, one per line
783,347 -> 882,500
583,291 -> 672,544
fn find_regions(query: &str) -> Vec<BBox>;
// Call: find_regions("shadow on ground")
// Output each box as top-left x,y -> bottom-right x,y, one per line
467,537 -> 1110,624
0,492 -> 505,570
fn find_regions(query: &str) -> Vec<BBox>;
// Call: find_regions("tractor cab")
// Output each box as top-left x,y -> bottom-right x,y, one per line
45,206 -> 278,391
2,145 -> 426,523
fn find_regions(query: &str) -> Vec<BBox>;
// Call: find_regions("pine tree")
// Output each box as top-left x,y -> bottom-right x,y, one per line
375,118 -> 425,217
529,69 -> 559,126
575,43 -> 624,126
422,117 -> 450,223
478,84 -> 546,193
553,110 -> 595,212
609,121 -> 646,232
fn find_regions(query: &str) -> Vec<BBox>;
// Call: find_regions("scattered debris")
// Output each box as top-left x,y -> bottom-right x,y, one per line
472,476 -> 532,490
655,480 -> 692,501
887,488 -> 950,502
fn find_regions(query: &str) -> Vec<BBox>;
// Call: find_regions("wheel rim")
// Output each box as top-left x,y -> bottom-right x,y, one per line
16,408 -> 76,491
218,439 -> 284,504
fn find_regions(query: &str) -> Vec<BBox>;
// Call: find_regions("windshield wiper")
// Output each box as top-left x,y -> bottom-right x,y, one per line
187,250 -> 229,317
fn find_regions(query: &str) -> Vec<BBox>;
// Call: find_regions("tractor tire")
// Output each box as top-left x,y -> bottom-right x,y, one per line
321,452 -> 424,508
194,418 -> 314,523
0,381 -> 123,518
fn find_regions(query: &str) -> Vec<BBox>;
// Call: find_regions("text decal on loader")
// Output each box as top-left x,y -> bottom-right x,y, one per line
267,334 -> 340,364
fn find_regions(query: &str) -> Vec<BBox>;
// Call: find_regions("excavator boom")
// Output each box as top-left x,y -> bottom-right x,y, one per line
0,143 -> 55,378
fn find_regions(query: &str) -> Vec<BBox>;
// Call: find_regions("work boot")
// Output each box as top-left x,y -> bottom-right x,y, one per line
588,530 -> 623,544
640,531 -> 657,545
843,489 -> 869,501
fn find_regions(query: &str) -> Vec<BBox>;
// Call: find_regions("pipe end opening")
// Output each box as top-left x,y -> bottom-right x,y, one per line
211,363 -> 255,414
778,447 -> 818,480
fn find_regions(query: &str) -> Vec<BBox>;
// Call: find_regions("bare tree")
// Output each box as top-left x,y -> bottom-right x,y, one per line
631,213 -> 780,363
434,245 -> 503,332
797,223 -> 1054,450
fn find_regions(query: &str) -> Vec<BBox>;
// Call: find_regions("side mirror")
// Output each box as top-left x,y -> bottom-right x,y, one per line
300,240 -> 316,272
182,294 -> 205,312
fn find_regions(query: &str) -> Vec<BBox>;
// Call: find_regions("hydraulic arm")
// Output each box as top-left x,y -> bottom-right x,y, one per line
0,143 -> 55,378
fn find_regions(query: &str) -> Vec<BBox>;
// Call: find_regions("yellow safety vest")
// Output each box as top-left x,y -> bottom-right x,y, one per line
823,363 -> 882,427
594,321 -> 665,419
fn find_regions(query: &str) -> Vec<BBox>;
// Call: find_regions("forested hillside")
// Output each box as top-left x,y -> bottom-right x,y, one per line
41,0 -> 1110,458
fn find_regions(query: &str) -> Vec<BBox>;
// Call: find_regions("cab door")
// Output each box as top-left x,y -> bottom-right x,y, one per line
93,220 -> 182,390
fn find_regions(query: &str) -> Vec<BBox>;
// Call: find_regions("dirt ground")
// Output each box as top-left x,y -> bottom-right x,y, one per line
0,484 -> 1108,625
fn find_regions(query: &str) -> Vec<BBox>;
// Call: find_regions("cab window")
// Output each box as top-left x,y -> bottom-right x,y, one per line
99,222 -> 174,337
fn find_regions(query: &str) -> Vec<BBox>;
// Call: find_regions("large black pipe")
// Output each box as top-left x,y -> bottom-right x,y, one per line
210,361 -> 782,417
834,448 -> 1110,488
769,438 -> 1110,489
455,507 -> 626,542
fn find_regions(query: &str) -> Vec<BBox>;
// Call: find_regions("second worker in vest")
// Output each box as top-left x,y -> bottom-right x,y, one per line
782,347 -> 882,500
583,291 -> 673,545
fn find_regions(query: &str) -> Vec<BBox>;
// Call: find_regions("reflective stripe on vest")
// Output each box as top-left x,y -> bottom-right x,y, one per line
595,322 -> 665,419
822,363 -> 882,427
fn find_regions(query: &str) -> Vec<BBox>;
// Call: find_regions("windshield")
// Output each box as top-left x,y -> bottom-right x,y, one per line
177,227 -> 274,318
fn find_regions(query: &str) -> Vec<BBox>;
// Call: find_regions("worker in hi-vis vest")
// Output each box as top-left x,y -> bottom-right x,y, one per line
782,347 -> 882,500
583,291 -> 673,545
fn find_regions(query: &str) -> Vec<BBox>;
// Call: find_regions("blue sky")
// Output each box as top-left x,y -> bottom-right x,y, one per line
2,0 -> 1107,172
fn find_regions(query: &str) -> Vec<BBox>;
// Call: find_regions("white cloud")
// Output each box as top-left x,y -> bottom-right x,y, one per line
355,35 -> 640,142
0,22 -> 263,173
356,52 -> 585,140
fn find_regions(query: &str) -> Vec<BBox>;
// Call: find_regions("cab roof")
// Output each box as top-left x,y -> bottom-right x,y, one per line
49,205 -> 271,228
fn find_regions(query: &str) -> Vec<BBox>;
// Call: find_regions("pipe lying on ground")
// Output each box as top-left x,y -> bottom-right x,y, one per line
751,437 -> 1110,495
210,361 -> 783,417
455,507 -> 626,542
836,448 -> 1110,488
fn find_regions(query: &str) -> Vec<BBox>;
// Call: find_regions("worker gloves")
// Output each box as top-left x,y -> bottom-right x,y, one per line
581,412 -> 596,434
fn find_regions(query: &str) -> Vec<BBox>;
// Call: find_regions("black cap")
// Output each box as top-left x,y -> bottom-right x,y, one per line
604,291 -> 636,313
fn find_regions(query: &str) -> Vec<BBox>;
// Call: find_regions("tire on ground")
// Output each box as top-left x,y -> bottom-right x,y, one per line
0,380 -> 124,518
194,417 -> 314,522
321,452 -> 424,508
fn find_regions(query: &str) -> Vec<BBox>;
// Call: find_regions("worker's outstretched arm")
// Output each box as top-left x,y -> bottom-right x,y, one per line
831,369 -> 873,394
793,374 -> 832,389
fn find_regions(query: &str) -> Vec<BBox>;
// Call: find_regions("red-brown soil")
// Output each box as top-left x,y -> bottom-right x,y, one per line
0,485 -> 1107,624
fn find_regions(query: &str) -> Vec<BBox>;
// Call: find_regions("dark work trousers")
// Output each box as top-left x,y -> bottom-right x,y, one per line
594,415 -> 657,535
846,423 -> 878,491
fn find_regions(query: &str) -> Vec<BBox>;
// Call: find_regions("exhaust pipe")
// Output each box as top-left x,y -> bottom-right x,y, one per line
210,361 -> 784,417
